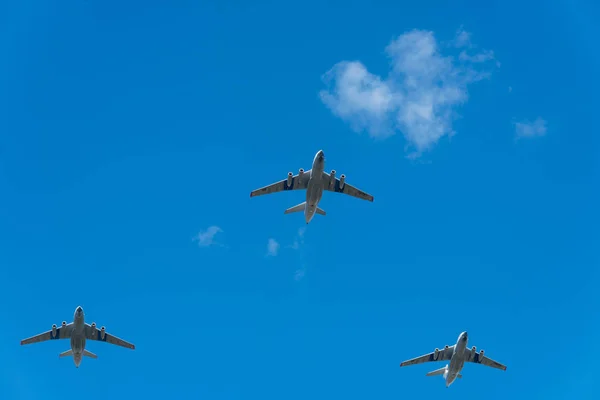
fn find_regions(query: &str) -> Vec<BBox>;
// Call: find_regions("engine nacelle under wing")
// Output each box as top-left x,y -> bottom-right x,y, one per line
287,172 -> 293,187
100,326 -> 106,340
339,174 -> 346,190
434,348 -> 439,360
61,321 -> 67,327
296,169 -> 304,189
90,322 -> 97,336
329,170 -> 336,188
51,324 -> 57,338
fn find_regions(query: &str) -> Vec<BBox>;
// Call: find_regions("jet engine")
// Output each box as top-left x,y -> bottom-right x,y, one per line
298,168 -> 304,177
90,322 -> 97,336
479,350 -> 484,358
339,174 -> 346,190
444,345 -> 449,350
434,348 -> 439,360
287,172 -> 293,187
51,324 -> 57,338
472,346 -> 476,353
61,321 -> 67,327
100,326 -> 106,340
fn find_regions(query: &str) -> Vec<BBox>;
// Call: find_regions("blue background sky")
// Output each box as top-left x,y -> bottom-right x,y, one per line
1,0 -> 598,399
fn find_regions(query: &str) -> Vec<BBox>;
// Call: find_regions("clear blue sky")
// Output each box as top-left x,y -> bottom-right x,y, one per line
1,0 -> 598,399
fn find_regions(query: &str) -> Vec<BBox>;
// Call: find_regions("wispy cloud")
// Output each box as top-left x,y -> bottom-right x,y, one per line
266,238 -> 280,257
291,228 -> 307,281
193,226 -> 224,247
267,227 -> 308,280
319,28 -> 497,157
294,268 -> 306,281
289,227 -> 306,250
453,26 -> 472,48
514,117 -> 547,139
459,49 -> 496,63
453,26 -> 499,67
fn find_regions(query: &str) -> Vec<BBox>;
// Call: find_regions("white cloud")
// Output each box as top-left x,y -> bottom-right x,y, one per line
266,238 -> 280,256
193,226 -> 223,247
453,26 -> 472,48
515,117 -> 547,139
320,28 -> 497,156
459,49 -> 495,63
289,227 -> 306,250
294,268 -> 306,281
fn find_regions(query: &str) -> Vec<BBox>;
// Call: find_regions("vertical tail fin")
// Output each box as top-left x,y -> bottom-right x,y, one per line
284,202 -> 306,214
83,350 -> 97,359
59,349 -> 73,358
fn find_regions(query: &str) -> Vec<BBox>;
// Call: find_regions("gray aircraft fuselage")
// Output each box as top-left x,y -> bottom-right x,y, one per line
70,306 -> 87,367
444,331 -> 469,387
304,150 -> 326,224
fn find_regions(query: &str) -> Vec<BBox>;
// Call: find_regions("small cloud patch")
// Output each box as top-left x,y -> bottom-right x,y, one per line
515,117 -> 547,139
193,226 -> 224,247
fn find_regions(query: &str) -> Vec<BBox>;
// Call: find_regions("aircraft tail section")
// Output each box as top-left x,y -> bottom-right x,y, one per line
426,365 -> 462,379
284,202 -> 306,214
83,350 -> 97,359
59,349 -> 73,358
426,366 -> 446,377
283,202 -> 326,216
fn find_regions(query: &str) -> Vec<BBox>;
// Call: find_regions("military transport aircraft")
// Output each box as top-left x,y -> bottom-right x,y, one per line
250,150 -> 374,224
20,306 -> 135,368
399,331 -> 507,388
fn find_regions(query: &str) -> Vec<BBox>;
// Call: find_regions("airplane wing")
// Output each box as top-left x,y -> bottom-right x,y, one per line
85,324 -> 135,350
250,170 -> 312,198
20,323 -> 74,345
464,347 -> 507,371
400,345 -> 455,367
322,171 -> 374,202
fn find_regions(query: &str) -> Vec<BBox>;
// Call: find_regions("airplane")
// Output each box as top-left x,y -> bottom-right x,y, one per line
399,331 -> 507,388
20,306 -> 135,368
250,150 -> 374,224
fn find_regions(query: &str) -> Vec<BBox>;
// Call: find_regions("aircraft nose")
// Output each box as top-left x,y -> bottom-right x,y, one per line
76,306 -> 82,313
463,332 -> 468,340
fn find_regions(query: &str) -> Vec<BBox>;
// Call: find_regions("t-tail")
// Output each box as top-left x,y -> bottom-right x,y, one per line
284,202 -> 326,216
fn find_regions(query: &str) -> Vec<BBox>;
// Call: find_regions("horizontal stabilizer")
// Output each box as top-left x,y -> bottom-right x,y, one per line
59,349 -> 73,358
316,207 -> 326,216
83,350 -> 97,359
426,367 -> 446,377
284,202 -> 306,214
425,367 -> 462,379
